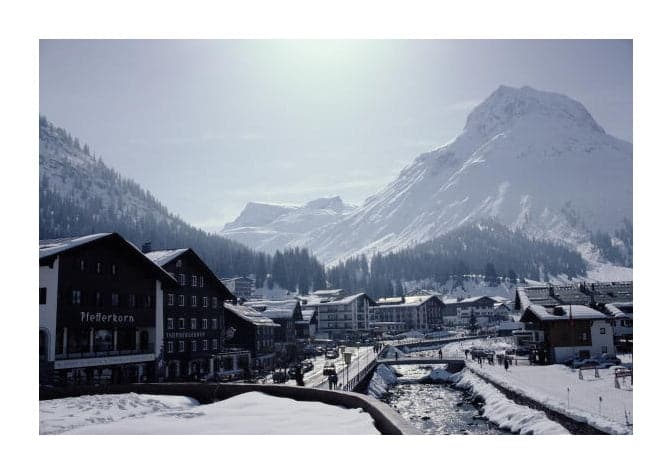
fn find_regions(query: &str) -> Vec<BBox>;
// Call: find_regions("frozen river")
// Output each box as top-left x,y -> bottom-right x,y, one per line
381,365 -> 510,435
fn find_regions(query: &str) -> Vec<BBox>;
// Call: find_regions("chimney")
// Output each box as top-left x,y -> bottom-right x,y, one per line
141,241 -> 152,253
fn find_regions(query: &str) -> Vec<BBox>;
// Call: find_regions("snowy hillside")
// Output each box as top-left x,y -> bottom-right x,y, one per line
298,86 -> 632,268
220,196 -> 355,254
39,117 -> 180,229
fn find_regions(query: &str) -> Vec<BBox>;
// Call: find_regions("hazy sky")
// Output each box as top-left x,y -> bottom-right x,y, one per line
39,40 -> 632,230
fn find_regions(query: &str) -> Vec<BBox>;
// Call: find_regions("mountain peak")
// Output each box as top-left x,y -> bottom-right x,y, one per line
464,85 -> 605,137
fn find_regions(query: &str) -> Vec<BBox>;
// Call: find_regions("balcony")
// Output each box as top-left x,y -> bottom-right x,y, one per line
55,344 -> 155,361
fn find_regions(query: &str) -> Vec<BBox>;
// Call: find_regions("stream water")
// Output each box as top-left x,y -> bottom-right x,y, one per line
380,365 -> 510,435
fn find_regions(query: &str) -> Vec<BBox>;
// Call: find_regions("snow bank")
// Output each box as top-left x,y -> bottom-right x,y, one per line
381,345 -> 407,359
467,362 -> 633,434
420,368 -> 458,384
44,392 -> 380,435
39,393 -> 199,435
367,364 -> 399,398
455,370 -> 569,435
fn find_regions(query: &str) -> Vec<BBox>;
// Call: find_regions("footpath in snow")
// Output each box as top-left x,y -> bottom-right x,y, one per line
40,392 -> 380,435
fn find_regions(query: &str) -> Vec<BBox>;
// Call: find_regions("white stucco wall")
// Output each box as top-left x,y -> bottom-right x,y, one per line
39,258 -> 59,363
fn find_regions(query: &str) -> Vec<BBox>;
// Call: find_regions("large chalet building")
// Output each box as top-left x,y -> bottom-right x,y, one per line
144,248 -> 237,380
39,233 -> 176,385
372,295 -> 445,333
307,292 -> 376,340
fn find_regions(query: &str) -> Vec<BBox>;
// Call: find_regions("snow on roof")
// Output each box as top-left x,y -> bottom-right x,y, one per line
604,302 -> 633,319
459,296 -> 496,304
39,233 -> 176,283
525,304 -> 606,321
375,295 -> 438,309
223,303 -> 280,327
243,300 -> 299,320
443,297 -> 458,304
318,293 -> 373,306
39,233 -> 112,259
312,289 -> 344,296
144,249 -> 189,267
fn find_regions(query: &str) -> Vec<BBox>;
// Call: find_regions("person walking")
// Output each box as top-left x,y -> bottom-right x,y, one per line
504,358 -> 509,371
438,349 -> 443,360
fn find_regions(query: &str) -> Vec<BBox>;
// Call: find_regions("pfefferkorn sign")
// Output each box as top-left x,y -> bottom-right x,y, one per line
80,312 -> 135,324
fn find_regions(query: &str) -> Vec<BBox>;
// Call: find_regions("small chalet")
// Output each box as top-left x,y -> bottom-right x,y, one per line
519,304 -> 615,363
244,299 -> 302,363
223,303 -> 279,371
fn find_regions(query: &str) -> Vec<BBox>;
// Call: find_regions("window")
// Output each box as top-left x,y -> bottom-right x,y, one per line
212,297 -> 218,309
602,346 -> 608,353
167,293 -> 174,306
191,340 -> 198,352
202,318 -> 208,330
96,262 -> 103,274
178,341 -> 185,352
95,291 -> 102,306
211,318 -> 218,330
191,295 -> 197,307
79,259 -> 86,271
202,340 -> 209,351
212,339 -> 218,350
39,287 -> 46,305
128,294 -> 136,308
178,295 -> 185,307
191,318 -> 197,330
199,276 -> 204,288
71,290 -> 81,305
203,297 -> 208,308
167,341 -> 174,353
178,318 -> 185,330
167,318 -> 174,330
600,327 -> 606,335
178,274 -> 186,286
192,275 -> 198,287
111,292 -> 119,307
176,259 -> 182,268
144,295 -> 152,308
111,264 -> 117,276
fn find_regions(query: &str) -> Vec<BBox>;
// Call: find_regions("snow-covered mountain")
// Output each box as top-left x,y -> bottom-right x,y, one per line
219,196 -> 356,254
300,86 -> 632,269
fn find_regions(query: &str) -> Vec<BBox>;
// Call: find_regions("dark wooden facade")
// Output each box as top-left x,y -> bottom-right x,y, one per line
146,248 -> 235,380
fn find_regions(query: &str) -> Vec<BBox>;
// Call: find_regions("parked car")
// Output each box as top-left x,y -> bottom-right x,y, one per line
301,360 -> 314,372
597,354 -> 622,368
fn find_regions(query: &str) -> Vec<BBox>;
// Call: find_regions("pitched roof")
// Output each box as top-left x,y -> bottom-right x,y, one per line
144,249 -> 189,267
39,233 -> 113,259
318,292 -> 376,306
523,304 -> 606,322
243,299 -> 300,320
223,303 -> 280,327
145,248 -> 235,300
39,232 -> 175,283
